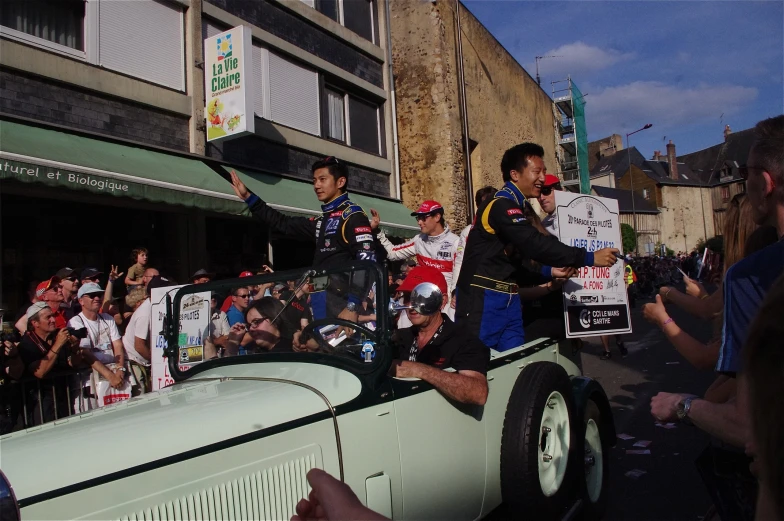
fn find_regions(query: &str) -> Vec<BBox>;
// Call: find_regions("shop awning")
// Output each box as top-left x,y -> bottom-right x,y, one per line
0,119 -> 417,236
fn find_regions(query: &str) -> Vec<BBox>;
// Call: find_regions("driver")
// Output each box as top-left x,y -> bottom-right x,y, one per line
390,266 -> 489,406
225,298 -> 293,355
229,157 -> 376,322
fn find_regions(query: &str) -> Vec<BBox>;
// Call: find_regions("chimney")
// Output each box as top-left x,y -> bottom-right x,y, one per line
653,150 -> 661,161
724,124 -> 732,141
666,140 -> 678,180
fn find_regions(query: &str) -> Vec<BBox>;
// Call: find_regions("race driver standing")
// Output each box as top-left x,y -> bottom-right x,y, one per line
455,143 -> 620,352
370,200 -> 459,319
229,156 -> 376,322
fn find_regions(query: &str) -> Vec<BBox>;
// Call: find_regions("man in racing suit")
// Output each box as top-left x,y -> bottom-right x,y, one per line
370,200 -> 459,320
229,157 -> 375,321
455,143 -> 620,352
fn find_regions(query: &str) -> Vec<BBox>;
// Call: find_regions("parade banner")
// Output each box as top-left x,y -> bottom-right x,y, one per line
553,191 -> 632,337
150,285 -> 211,391
204,25 -> 254,141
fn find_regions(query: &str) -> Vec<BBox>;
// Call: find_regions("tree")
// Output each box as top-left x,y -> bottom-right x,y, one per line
621,223 -> 637,255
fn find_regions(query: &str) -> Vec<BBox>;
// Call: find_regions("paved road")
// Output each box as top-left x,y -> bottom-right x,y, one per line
574,289 -> 717,521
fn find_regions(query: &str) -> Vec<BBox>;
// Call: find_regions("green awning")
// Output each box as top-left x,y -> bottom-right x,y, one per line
0,119 -> 244,214
229,166 -> 418,237
0,119 -> 418,237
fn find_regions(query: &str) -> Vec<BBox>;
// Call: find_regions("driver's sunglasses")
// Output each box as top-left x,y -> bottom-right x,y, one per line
540,185 -> 561,196
248,316 -> 271,329
414,213 -> 436,222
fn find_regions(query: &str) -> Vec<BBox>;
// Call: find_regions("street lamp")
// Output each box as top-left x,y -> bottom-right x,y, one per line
626,123 -> 653,255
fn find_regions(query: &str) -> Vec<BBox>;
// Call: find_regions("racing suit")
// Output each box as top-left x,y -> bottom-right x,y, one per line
377,225 -> 459,320
245,191 -> 376,319
455,181 -> 594,352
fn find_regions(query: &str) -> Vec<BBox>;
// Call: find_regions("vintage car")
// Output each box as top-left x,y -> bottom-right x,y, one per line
0,263 -> 615,521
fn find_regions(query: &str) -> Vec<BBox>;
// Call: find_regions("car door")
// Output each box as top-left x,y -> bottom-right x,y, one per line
390,376 -> 487,520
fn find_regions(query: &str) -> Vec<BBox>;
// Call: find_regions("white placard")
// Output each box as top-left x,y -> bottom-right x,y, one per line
553,191 -> 632,337
150,285 -> 211,391
204,25 -> 255,141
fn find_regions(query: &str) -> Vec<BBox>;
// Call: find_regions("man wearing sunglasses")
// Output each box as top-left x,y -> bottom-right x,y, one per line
56,267 -> 82,321
230,156 -> 376,322
371,200 -> 459,320
455,142 -> 620,352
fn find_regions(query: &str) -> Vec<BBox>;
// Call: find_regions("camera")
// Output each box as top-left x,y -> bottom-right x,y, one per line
0,331 -> 21,343
66,327 -> 88,339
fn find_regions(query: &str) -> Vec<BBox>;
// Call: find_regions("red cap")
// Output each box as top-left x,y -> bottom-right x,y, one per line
396,266 -> 448,296
411,200 -> 444,216
543,174 -> 561,187
35,276 -> 61,298
239,271 -> 254,278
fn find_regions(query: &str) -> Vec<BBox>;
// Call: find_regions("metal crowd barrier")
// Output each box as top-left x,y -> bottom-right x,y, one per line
0,368 -> 93,433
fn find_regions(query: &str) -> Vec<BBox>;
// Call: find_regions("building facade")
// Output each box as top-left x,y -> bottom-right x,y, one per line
389,0 -> 559,227
0,0 -> 415,312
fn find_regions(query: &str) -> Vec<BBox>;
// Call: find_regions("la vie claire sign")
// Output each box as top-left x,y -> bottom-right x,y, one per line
204,25 -> 254,142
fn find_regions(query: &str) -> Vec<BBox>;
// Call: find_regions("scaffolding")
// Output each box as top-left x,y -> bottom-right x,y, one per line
552,77 -> 589,194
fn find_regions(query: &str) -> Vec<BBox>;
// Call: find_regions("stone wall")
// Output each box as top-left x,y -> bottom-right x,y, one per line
659,185 -> 714,252
389,0 -> 557,230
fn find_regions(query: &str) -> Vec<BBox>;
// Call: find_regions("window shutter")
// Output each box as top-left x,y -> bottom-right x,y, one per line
99,0 -> 184,91
203,19 -> 224,40
268,52 -> 320,136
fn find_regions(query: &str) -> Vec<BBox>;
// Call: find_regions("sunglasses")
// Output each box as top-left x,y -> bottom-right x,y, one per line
540,185 -> 561,196
415,213 -> 436,222
235,293 -> 250,298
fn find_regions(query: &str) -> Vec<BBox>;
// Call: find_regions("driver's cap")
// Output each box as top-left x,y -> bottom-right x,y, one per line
396,266 -> 447,295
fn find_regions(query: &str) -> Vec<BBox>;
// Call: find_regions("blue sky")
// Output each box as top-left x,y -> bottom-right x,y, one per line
463,0 -> 784,158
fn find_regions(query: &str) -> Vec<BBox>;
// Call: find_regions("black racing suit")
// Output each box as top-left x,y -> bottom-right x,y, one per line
455,181 -> 594,351
245,191 -> 377,319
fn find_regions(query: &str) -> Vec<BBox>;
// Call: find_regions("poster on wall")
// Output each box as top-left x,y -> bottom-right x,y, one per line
553,191 -> 633,338
204,25 -> 254,142
150,285 -> 211,391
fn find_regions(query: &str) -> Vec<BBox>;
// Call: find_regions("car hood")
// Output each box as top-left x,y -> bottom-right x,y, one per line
1,362 -> 362,501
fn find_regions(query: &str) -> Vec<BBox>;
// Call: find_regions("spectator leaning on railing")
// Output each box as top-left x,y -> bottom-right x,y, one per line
68,283 -> 126,375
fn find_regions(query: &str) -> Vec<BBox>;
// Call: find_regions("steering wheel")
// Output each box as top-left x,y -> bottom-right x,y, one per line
300,319 -> 376,354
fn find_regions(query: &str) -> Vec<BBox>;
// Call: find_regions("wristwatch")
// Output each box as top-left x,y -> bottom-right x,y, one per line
346,301 -> 358,312
676,396 -> 696,425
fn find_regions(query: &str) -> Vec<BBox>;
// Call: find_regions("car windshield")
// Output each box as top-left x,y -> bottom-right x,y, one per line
156,263 -> 386,384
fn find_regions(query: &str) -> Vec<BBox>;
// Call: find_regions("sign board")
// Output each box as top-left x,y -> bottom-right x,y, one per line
553,191 -> 632,337
150,285 -> 211,391
204,25 -> 254,142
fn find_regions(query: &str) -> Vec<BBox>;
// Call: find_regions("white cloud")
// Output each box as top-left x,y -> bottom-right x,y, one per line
531,41 -> 635,75
584,81 -> 758,137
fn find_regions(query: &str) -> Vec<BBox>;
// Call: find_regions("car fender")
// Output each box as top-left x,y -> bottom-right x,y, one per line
570,376 -> 616,445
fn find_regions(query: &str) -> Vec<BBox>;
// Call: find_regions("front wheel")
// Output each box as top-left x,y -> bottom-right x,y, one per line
500,362 -> 579,519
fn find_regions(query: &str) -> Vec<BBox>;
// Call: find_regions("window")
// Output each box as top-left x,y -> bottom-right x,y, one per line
316,0 -> 340,22
0,0 -> 86,56
343,0 -> 375,43
642,188 -> 651,200
721,186 -> 730,202
2,0 -> 185,91
739,182 -> 746,194
323,87 -> 347,141
349,95 -> 381,155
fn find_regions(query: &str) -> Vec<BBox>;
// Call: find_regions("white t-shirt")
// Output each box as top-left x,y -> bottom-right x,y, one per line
68,312 -> 121,365
208,310 -> 230,340
123,299 -> 152,367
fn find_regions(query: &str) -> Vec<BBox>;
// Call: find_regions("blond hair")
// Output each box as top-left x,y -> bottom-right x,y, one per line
125,286 -> 147,309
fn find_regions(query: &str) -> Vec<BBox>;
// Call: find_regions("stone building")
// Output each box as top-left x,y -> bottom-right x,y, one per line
0,0 -> 415,309
389,0 -> 559,228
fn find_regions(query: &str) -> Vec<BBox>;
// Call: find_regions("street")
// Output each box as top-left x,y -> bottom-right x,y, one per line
576,288 -> 717,521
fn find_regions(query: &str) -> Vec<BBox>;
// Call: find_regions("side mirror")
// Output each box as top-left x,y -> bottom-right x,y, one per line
390,282 -> 443,316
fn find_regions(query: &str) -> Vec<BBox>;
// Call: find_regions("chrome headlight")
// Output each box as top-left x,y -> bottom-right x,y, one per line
0,469 -> 20,521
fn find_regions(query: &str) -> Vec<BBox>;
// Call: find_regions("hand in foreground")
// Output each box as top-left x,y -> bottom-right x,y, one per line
291,468 -> 389,521
229,170 -> 251,201
335,308 -> 358,337
54,328 -> 71,350
650,392 -> 689,423
388,359 -> 421,379
593,248 -> 620,267
108,265 -> 124,282
551,267 -> 577,279
292,331 -> 320,352
642,295 -> 671,327
108,370 -> 124,389
227,323 -> 246,344
369,209 -> 381,230
684,276 -> 707,299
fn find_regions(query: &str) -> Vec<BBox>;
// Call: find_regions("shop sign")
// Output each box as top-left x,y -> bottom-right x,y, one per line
553,191 -> 632,337
150,285 -> 211,391
204,25 -> 254,142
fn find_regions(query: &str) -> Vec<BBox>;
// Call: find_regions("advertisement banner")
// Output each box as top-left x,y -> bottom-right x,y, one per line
554,191 -> 632,337
150,285 -> 211,391
204,25 -> 254,141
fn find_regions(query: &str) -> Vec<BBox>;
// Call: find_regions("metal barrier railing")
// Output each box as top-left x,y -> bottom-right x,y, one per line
0,368 -> 93,433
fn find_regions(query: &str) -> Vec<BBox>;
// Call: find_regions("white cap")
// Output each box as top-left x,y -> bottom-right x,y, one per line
26,302 -> 49,320
77,282 -> 104,298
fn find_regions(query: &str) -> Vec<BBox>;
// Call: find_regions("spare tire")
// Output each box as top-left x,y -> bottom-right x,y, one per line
500,362 -> 578,519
